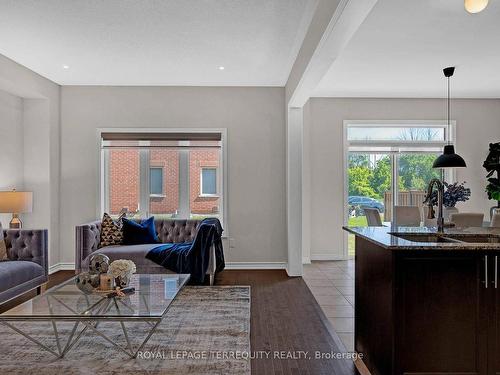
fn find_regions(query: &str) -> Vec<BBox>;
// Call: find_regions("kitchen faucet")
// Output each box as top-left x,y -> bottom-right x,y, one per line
424,178 -> 445,233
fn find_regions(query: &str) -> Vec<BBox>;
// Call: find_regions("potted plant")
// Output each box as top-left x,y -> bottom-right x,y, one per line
483,142 -> 500,218
426,181 -> 471,219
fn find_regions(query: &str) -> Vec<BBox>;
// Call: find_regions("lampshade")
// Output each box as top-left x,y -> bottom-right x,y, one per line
0,191 -> 33,213
465,0 -> 489,13
432,145 -> 467,169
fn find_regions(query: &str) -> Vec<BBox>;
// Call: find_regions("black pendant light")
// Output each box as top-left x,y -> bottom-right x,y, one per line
432,67 -> 467,169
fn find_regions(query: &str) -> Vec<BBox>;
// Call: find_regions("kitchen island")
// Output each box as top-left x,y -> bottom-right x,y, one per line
343,225 -> 500,375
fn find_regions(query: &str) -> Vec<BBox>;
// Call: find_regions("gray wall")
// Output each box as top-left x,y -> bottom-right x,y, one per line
60,86 -> 287,266
0,55 -> 60,268
0,90 -> 24,226
305,97 -> 500,260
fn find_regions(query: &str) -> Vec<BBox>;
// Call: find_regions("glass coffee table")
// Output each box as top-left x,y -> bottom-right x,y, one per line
0,273 -> 190,358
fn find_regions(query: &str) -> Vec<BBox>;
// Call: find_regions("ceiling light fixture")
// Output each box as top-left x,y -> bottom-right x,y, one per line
432,67 -> 467,169
465,0 -> 489,13
218,66 -> 225,70
62,65 -> 69,69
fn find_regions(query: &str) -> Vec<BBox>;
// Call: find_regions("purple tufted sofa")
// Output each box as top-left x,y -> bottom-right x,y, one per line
76,219 -> 216,285
0,229 -> 48,304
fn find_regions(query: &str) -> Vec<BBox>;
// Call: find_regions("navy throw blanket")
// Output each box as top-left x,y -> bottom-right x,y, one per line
145,218 -> 225,284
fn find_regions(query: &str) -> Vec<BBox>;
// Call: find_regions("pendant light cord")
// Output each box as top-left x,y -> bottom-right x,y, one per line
447,75 -> 451,145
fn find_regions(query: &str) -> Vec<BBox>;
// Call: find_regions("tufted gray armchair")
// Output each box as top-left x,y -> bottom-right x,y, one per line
76,219 -> 216,284
0,229 -> 48,304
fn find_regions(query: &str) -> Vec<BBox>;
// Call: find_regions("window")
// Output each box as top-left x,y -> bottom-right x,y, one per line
344,121 -> 454,257
150,167 -> 164,196
201,168 -> 217,196
347,126 -> 445,142
100,130 -> 226,228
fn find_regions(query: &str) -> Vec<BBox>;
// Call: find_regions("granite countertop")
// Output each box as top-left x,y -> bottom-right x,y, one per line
343,225 -> 500,250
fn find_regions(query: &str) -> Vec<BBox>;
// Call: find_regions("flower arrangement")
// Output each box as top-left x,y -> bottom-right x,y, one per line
109,259 -> 136,279
426,181 -> 471,208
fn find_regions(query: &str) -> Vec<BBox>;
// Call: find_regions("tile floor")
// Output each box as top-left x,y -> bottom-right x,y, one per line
302,260 -> 355,351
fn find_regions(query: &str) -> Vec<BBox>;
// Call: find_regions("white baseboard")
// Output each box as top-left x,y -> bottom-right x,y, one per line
310,254 -> 346,261
49,262 -> 76,274
49,261 -> 287,274
302,256 -> 311,264
224,262 -> 287,270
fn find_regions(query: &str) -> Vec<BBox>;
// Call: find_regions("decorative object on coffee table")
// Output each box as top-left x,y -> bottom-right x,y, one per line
0,190 -> 33,228
109,259 -> 136,288
75,272 -> 98,294
86,253 -> 111,290
483,142 -> 500,218
89,253 -> 110,274
99,274 -> 113,291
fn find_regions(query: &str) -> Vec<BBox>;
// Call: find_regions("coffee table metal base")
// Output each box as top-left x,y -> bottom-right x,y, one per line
0,297 -> 164,359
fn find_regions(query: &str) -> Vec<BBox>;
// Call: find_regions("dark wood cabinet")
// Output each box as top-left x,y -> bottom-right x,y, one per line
489,254 -> 500,375
355,237 -> 499,375
396,253 -> 488,375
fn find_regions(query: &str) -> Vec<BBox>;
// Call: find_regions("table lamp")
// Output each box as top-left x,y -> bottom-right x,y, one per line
0,190 -> 33,229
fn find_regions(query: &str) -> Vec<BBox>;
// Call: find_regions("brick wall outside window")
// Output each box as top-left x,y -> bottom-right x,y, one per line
149,149 -> 179,214
109,149 -> 140,215
190,149 -> 220,214
108,149 -> 220,216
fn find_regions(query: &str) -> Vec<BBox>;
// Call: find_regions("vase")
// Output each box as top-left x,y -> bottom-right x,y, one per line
490,205 -> 500,220
114,274 -> 131,288
443,206 -> 459,221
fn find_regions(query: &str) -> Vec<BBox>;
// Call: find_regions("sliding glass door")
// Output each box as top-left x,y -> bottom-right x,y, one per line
344,122 -> 453,257
347,152 -> 392,256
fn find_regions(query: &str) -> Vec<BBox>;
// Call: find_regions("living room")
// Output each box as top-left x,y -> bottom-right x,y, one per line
1,1 -> 500,374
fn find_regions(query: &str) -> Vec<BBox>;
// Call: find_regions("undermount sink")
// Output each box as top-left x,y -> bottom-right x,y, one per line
390,232 -> 500,244
445,235 -> 500,244
390,233 -> 461,243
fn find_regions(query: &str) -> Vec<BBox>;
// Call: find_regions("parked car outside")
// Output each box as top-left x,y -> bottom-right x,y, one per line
348,196 -> 385,216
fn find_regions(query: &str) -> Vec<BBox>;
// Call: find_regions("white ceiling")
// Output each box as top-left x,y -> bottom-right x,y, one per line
0,0 -> 315,86
313,0 -> 500,98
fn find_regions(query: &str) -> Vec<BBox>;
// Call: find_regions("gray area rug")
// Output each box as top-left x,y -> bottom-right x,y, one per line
0,286 -> 251,375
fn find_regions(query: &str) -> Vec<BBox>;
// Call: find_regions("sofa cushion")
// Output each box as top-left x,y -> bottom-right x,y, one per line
122,217 -> 159,245
100,213 -> 125,247
82,244 -> 165,270
0,261 -> 44,293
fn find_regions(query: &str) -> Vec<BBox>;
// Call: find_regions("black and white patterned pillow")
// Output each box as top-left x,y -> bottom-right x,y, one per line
100,213 -> 125,247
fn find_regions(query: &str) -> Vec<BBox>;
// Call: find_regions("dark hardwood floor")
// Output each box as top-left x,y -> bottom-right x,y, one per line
0,270 -> 360,375
217,270 -> 359,375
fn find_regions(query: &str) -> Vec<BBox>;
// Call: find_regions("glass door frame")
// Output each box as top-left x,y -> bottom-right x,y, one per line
343,120 -> 456,259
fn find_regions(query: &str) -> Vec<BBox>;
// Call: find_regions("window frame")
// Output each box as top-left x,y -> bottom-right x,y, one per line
200,167 -> 218,197
149,166 -> 165,197
343,120 -> 457,259
97,128 -> 228,235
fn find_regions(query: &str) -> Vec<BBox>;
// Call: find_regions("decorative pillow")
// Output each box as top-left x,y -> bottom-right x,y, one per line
0,222 -> 8,261
122,216 -> 159,245
100,213 -> 125,247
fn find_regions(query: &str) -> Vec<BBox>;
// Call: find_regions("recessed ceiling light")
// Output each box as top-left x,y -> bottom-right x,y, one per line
62,65 -> 69,69
465,0 -> 489,13
218,66 -> 225,70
